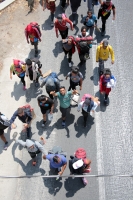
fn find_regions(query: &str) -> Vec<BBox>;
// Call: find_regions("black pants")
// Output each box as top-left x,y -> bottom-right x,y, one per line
28,149 -> 40,161
18,75 -> 26,86
46,90 -> 54,100
29,72 -> 39,83
59,28 -> 68,39
68,80 -> 79,91
63,47 -> 72,63
82,109 -> 89,123
61,0 -> 66,8
51,12 -> 54,22
27,127 -> 31,138
101,14 -> 110,32
31,41 -> 38,53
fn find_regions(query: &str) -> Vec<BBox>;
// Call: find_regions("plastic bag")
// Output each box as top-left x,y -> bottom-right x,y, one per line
48,113 -> 53,121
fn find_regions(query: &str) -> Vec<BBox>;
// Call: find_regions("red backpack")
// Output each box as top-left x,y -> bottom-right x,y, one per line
27,22 -> 41,37
75,148 -> 87,160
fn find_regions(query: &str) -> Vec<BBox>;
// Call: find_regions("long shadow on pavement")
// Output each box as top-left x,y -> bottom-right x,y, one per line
64,177 -> 85,198
74,115 -> 94,138
11,81 -> 26,101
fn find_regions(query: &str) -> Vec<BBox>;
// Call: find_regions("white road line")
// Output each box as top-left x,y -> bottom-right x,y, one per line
92,44 -> 106,200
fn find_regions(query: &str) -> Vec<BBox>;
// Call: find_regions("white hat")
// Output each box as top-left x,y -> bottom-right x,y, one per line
72,159 -> 84,169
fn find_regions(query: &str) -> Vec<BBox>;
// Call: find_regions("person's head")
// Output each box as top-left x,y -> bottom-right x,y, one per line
59,86 -> 66,95
57,14 -> 63,22
71,66 -> 79,75
13,59 -> 20,68
105,0 -> 111,6
25,58 -> 32,67
103,40 -> 109,49
39,95 -> 47,103
17,108 -> 24,117
68,38 -> 72,45
84,97 -> 91,105
53,155 -> 60,164
87,10 -> 93,18
104,69 -> 111,78
81,26 -> 87,36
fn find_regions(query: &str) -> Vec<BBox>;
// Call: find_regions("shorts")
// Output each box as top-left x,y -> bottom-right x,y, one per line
60,106 -> 70,118
40,107 -> 49,115
0,129 -> 4,136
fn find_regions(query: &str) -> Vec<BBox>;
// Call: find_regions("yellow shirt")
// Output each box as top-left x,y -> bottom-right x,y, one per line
96,44 -> 115,62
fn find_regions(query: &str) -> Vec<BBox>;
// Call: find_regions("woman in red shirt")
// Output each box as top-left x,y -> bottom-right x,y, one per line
55,14 -> 73,39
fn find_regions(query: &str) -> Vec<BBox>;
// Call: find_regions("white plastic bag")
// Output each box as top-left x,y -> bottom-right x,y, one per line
70,93 -> 80,106
48,113 -> 53,121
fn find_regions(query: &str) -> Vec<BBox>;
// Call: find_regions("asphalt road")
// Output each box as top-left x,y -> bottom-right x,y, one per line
2,0 -> 133,200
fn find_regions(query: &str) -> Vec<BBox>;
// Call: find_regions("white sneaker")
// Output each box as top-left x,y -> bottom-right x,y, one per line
69,62 -> 72,67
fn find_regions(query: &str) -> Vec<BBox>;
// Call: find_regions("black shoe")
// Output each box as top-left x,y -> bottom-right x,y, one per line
104,100 -> 109,106
35,50 -> 38,57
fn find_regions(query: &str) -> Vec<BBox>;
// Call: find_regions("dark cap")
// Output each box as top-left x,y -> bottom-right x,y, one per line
57,14 -> 62,20
103,40 -> 108,47
106,0 -> 111,2
84,98 -> 91,105
26,59 -> 32,66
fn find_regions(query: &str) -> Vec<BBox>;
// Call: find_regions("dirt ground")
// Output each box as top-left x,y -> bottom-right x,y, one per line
0,0 -> 41,71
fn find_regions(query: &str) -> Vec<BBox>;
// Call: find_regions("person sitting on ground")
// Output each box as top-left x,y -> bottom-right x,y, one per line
66,66 -> 83,91
25,58 -> 43,87
14,136 -> 46,166
62,36 -> 76,67
37,95 -> 54,127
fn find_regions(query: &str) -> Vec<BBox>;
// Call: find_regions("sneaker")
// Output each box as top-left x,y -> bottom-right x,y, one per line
3,143 -> 8,150
82,177 -> 88,185
104,99 -> 109,106
62,121 -> 66,127
51,22 -> 54,27
32,161 -> 36,166
68,62 -> 72,67
23,86 -> 26,90
42,121 -> 46,127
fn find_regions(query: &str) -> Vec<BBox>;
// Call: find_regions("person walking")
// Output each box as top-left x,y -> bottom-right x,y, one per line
0,112 -> 15,150
66,66 -> 83,91
25,58 -> 43,87
96,39 -> 115,76
14,137 -> 46,166
50,86 -> 78,127
55,14 -> 73,39
85,0 -> 102,12
42,0 -> 56,27
25,22 -> 41,57
10,59 -> 26,90
10,106 -> 33,139
37,95 -> 54,127
43,153 -> 67,176
67,0 -> 82,25
62,36 -> 76,67
27,0 -> 34,12
99,68 -> 116,106
40,72 -> 60,99
83,10 -> 97,36
98,0 -> 116,36
77,96 -> 98,127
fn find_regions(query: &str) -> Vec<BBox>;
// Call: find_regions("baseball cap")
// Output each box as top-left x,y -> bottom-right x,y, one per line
73,159 -> 84,169
26,59 -> 32,66
57,14 -> 62,20
103,40 -> 108,47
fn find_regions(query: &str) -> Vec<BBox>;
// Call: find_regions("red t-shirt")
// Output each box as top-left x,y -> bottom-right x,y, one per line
55,18 -> 73,31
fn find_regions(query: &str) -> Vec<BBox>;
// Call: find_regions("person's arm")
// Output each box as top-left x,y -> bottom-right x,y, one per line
91,101 -> 98,112
66,18 -> 73,31
50,100 -> 54,114
83,159 -> 91,171
15,139 -> 26,147
55,20 -> 59,38
59,162 -> 67,175
10,65 -> 14,79
50,91 -> 58,97
109,46 -> 115,64
77,102 -> 83,112
42,0 -> 46,11
10,111 -> 18,124
96,46 -> 100,62
66,72 -> 70,80
35,141 -> 47,154
112,6 -> 116,20
72,90 -> 78,95
99,0 -> 102,4
25,28 -> 29,44
38,68 -> 43,76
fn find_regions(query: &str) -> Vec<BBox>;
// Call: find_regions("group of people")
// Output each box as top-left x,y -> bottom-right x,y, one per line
0,0 -> 117,186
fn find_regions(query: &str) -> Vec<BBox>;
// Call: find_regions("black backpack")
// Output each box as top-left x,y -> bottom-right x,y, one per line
79,41 -> 89,53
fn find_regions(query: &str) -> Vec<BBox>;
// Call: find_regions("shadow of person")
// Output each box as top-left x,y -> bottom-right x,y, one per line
95,91 -> 106,112
93,28 -> 110,43
91,66 -> 99,86
74,115 -> 94,138
12,142 -> 45,175
27,49 -> 41,59
64,177 -> 85,197
77,61 -> 87,79
58,56 -> 71,77
42,15 -> 53,31
11,81 -> 26,101
69,14 -> 79,36
0,127 -> 13,154
42,168 -> 63,196
25,83 -> 43,102
52,41 -> 63,58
